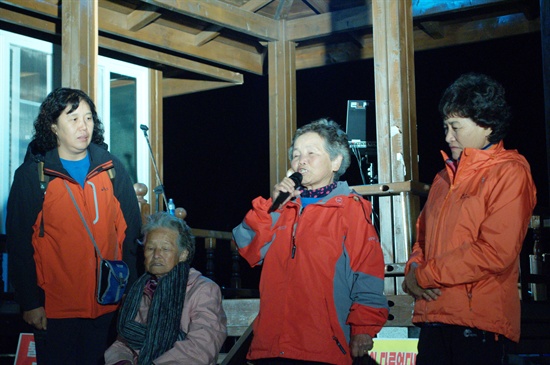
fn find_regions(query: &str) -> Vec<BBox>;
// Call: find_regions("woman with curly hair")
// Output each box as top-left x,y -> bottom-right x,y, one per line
402,73 -> 537,364
7,88 -> 141,365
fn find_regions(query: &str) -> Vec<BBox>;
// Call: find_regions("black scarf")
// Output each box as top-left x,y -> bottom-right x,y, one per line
118,262 -> 190,365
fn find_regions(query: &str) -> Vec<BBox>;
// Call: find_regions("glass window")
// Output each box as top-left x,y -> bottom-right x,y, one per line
0,30 -> 53,234
98,56 -> 151,202
109,73 -> 138,182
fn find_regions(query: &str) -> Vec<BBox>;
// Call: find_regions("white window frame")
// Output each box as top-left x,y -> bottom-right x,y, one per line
0,30 -> 53,233
97,56 -> 151,202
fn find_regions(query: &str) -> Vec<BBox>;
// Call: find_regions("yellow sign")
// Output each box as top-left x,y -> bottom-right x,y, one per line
369,339 -> 418,365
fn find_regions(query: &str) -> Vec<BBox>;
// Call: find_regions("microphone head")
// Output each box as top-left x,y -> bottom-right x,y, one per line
140,124 -> 149,131
289,172 -> 303,187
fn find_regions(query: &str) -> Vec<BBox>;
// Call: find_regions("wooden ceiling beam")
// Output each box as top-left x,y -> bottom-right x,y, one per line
287,0 -> 531,42
287,6 -> 372,42
193,0 -> 273,46
294,13 -> 539,70
0,6 -> 57,34
303,0 -> 330,14
0,2 -> 259,78
100,36 -> 244,84
274,0 -> 294,20
98,7 -> 265,75
142,0 -> 279,41
418,21 -> 444,39
163,78 -> 242,97
126,4 -> 162,32
1,0 -> 59,18
413,13 -> 540,48
194,25 -> 224,47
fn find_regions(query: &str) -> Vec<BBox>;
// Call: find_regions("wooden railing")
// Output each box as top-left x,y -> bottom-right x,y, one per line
134,183 -> 252,296
133,183 -> 412,324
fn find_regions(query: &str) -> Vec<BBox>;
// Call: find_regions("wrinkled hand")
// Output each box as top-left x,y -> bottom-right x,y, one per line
402,265 -> 441,301
350,333 -> 373,358
23,307 -> 47,330
271,176 -> 301,206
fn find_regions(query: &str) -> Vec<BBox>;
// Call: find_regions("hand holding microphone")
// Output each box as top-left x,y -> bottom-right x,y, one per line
268,172 -> 303,213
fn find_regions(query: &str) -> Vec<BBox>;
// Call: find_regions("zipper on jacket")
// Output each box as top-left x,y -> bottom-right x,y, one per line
325,298 -> 346,355
332,336 -> 346,354
465,284 -> 473,311
291,219 -> 299,259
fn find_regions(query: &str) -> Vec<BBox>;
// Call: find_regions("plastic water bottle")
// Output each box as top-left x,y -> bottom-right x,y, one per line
168,198 -> 176,216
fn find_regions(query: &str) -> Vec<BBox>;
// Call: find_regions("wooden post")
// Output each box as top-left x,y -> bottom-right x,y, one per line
61,0 -> 97,96
372,0 -> 420,295
268,21 -> 297,189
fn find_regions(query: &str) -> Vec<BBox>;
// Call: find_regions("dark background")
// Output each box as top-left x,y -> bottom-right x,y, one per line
163,32 -> 547,288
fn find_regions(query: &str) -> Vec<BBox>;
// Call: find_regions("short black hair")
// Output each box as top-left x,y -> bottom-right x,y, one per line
439,73 -> 511,143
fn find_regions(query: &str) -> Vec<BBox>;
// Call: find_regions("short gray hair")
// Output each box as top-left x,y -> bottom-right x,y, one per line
288,118 -> 351,181
142,212 -> 196,263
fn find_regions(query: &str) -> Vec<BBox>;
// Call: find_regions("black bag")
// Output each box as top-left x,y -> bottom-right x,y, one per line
97,259 -> 129,305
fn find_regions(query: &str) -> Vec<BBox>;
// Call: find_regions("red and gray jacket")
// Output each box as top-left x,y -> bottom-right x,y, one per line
233,182 -> 388,365
405,141 -> 537,342
7,142 -> 142,318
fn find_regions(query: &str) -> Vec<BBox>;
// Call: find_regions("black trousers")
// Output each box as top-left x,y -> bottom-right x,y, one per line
416,324 -> 512,365
33,311 -> 116,365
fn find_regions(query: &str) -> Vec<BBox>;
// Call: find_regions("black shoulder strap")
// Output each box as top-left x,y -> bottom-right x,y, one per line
38,161 -> 49,237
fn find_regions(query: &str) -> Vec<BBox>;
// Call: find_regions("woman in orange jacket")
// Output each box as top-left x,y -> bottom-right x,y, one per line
403,73 -> 537,365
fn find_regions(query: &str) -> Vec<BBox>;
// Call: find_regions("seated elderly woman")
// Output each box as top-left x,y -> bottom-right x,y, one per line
105,212 -> 227,365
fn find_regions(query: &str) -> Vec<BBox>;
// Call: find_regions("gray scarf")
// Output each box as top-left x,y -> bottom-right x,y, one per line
117,262 -> 189,365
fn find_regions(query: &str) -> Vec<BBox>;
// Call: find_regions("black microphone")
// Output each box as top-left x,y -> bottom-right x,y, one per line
140,124 -> 149,137
268,172 -> 303,213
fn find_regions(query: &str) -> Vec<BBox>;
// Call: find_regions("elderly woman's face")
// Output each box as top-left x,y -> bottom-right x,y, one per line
291,132 -> 342,190
143,227 -> 188,277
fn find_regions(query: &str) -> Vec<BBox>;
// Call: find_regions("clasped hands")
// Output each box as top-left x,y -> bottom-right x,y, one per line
350,333 -> 373,358
402,264 -> 441,301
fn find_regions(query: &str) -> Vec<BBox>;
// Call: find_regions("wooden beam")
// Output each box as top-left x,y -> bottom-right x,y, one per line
61,0 -> 97,96
413,13 -> 540,48
303,0 -> 330,14
274,0 -> 294,20
287,0 -> 532,42
193,24 -> 224,47
1,0 -> 59,18
98,6 -> 265,75
0,6 -> 57,34
286,6 -> 372,42
126,4 -> 161,32
268,22 -> 297,189
193,0 -> 272,46
142,0 -> 279,41
0,5 -> 255,78
418,21 -> 444,39
372,0 -> 420,295
163,78 -> 243,97
294,14 -> 539,70
99,36 -> 244,83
